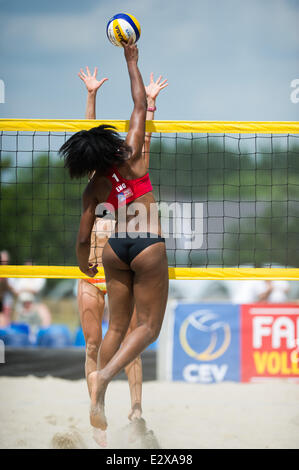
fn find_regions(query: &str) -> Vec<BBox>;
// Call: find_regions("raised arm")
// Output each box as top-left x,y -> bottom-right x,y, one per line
143,73 -> 168,170
122,38 -> 147,160
78,66 -> 108,119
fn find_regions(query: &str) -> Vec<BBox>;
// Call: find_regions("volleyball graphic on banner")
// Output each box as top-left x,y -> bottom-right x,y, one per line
159,303 -> 241,384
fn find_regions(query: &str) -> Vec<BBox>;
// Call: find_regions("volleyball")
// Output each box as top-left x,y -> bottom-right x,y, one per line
106,13 -> 141,47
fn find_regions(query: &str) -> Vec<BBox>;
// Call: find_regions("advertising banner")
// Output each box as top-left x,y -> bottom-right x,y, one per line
171,303 -> 240,383
241,304 -> 299,382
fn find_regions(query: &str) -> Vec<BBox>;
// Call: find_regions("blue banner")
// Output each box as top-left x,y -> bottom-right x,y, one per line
171,303 -> 240,383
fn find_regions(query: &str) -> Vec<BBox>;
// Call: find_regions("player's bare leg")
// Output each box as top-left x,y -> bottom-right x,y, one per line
125,356 -> 142,420
89,242 -> 168,429
125,309 -> 143,421
89,371 -> 109,430
89,247 -> 134,429
78,280 -> 107,445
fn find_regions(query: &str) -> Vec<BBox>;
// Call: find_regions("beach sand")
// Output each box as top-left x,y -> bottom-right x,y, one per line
0,376 -> 298,449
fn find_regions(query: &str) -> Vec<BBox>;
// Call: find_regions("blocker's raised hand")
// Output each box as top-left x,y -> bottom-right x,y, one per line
145,73 -> 168,101
78,66 -> 108,93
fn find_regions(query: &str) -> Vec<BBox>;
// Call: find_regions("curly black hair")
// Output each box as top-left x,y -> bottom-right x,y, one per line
59,124 -> 130,179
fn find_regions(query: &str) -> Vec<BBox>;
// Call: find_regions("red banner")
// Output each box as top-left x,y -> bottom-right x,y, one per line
241,304 -> 299,382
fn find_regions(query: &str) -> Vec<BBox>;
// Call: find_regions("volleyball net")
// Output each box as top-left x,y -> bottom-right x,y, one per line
1,119 -> 299,280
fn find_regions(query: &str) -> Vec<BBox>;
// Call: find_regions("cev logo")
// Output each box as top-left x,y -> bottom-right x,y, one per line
179,310 -> 231,361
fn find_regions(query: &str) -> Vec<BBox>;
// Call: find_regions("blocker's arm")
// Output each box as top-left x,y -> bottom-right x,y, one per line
78,66 -> 108,119
143,73 -> 168,171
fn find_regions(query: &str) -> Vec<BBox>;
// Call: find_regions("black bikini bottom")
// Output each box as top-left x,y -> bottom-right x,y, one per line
108,232 -> 165,266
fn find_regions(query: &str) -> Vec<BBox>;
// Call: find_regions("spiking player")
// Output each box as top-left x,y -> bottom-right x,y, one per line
70,46 -> 168,440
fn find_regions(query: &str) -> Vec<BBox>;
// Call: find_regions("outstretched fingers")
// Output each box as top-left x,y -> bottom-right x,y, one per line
78,68 -> 87,80
156,76 -> 168,87
159,79 -> 169,90
127,36 -> 134,46
150,74 -> 169,90
98,77 -> 109,87
121,36 -> 134,47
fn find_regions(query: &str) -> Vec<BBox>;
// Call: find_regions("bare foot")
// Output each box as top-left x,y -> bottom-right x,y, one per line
128,403 -> 142,421
92,427 -> 107,448
89,371 -> 108,430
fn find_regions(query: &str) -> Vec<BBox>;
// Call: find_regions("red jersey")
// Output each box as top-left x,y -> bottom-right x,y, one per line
105,166 -> 153,210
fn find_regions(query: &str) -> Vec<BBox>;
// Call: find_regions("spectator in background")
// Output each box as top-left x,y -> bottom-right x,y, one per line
7,259 -> 49,333
15,291 -> 51,343
0,250 -> 14,326
232,280 -> 290,304
7,259 -> 46,302
257,280 -> 290,303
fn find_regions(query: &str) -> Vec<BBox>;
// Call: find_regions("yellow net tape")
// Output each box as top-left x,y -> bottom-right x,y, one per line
0,266 -> 298,280
1,119 -> 299,134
